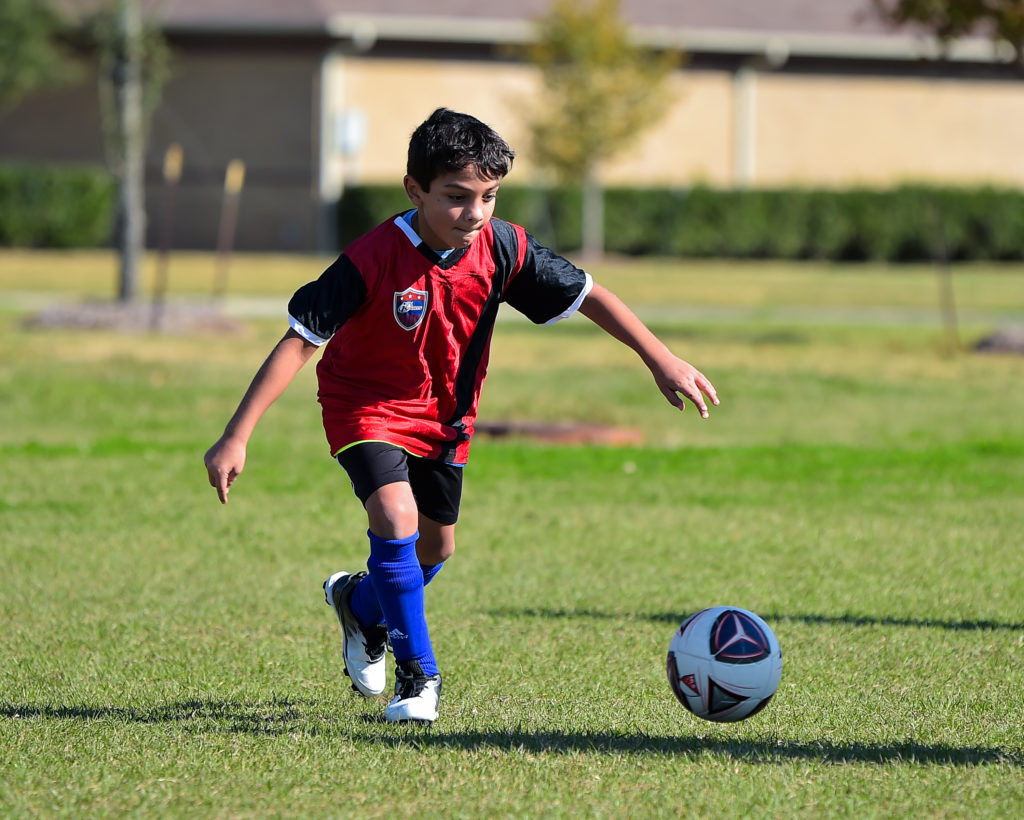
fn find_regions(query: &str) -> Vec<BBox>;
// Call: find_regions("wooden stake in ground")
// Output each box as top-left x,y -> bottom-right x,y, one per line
213,159 -> 246,300
150,142 -> 183,331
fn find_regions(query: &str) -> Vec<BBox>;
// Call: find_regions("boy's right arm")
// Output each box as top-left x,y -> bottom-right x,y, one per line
204,328 -> 318,503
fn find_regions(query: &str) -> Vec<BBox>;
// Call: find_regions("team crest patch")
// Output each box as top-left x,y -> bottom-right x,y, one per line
393,288 -> 428,330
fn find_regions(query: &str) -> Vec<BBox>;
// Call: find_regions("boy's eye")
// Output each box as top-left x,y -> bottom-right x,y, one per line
446,192 -> 497,204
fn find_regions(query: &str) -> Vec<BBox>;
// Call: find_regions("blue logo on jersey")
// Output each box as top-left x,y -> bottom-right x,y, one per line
393,287 -> 428,330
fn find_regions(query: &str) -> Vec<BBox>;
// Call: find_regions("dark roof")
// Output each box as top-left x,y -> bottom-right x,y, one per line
139,0 -> 883,35
128,0 -> 1001,62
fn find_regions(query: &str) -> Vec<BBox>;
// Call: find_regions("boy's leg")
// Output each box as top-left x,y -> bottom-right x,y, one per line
368,456 -> 462,724
406,451 -> 460,595
363,481 -> 438,677
416,517 -> 456,568
326,443 -> 413,698
364,482 -> 444,725
329,444 -> 461,723
348,516 -> 453,628
348,454 -> 459,626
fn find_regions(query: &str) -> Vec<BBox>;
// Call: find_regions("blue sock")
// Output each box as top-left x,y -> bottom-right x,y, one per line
349,571 -> 384,628
420,561 -> 444,587
364,530 -> 437,676
350,560 -> 445,628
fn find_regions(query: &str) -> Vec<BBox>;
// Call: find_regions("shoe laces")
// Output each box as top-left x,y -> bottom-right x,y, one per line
394,661 -> 435,700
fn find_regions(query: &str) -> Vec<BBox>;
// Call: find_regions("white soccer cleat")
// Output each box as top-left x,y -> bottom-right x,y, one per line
384,659 -> 442,725
324,570 -> 388,697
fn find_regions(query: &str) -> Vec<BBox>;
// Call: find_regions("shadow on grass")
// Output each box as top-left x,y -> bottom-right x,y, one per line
487,607 -> 1024,633
0,698 -> 306,736
2,700 -> 1020,767
366,730 -> 1022,767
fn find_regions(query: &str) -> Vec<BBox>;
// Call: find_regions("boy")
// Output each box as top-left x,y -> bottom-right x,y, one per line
204,108 -> 718,725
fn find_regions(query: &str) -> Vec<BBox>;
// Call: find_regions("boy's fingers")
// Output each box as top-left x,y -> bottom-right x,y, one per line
659,382 -> 709,418
659,368 -> 718,419
699,375 -> 720,406
685,375 -> 712,413
206,462 -> 232,504
209,471 -> 227,503
659,383 -> 685,410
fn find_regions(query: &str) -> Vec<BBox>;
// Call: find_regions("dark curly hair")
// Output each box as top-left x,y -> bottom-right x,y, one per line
407,108 -> 515,191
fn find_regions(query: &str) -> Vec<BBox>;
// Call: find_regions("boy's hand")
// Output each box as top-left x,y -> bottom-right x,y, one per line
204,435 -> 247,504
651,355 -> 719,419
578,284 -> 719,420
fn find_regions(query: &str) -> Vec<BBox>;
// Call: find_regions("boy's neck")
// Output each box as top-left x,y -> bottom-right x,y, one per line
410,211 -> 456,255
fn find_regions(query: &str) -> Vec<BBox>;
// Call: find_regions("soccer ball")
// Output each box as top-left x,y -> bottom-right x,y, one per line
666,606 -> 782,723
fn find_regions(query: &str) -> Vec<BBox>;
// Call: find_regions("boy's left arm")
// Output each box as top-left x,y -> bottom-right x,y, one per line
578,283 -> 719,419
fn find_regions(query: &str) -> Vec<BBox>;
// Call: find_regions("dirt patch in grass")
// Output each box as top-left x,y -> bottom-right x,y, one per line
476,420 -> 643,445
22,301 -> 246,335
975,324 -> 1024,354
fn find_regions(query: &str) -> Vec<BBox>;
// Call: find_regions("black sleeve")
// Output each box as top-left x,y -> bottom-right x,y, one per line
502,231 -> 589,325
286,254 -> 367,344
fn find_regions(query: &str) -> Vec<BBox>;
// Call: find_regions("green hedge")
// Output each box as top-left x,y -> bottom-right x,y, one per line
0,163 -> 115,248
338,183 -> 1024,262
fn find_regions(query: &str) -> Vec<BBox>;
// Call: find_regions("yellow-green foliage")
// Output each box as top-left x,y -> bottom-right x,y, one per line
522,0 -> 679,180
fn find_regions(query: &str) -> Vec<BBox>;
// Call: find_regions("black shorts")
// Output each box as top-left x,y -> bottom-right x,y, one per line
336,441 -> 463,525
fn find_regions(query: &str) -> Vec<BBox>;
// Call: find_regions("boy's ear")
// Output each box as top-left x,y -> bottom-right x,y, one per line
403,174 -> 425,206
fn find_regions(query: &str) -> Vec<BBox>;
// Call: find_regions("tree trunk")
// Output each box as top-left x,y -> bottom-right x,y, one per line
580,163 -> 604,261
114,0 -> 145,303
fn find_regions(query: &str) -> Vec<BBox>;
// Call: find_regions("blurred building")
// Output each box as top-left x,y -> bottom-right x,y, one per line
0,0 -> 1021,251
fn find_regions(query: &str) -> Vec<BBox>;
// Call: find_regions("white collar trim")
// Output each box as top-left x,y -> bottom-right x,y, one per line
394,211 -> 422,246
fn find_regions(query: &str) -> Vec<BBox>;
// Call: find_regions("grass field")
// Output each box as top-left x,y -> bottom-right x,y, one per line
1,251 -> 1023,818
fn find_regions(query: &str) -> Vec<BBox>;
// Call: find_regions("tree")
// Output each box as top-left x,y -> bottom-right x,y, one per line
82,0 -> 169,303
0,0 -> 78,109
871,0 -> 1024,354
105,0 -> 145,303
523,0 -> 678,259
0,0 -> 168,304
871,0 -> 1024,68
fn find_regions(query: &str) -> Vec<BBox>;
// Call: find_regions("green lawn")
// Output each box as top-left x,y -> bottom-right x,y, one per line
1,251 -> 1022,818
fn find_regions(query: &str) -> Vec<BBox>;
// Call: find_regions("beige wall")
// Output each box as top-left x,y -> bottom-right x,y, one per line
3,41 -> 1022,252
602,70 -> 735,186
326,55 -> 1024,191
756,73 -> 1024,187
324,57 -> 734,188
321,57 -> 538,190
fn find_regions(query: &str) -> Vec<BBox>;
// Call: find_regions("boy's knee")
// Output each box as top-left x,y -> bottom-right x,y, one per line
428,539 -> 456,564
417,525 -> 456,565
365,482 -> 418,539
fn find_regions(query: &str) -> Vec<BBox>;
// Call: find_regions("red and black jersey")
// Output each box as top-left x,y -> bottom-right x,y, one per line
287,213 -> 592,464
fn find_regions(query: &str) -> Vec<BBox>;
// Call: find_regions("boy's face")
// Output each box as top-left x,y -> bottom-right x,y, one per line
403,165 -> 501,251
